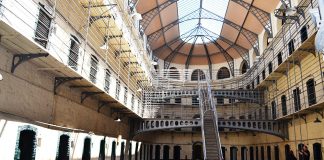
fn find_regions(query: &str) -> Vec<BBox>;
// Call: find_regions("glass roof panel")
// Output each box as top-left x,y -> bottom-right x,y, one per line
178,0 -> 229,44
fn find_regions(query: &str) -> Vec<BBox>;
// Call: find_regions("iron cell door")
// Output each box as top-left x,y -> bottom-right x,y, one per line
192,143 -> 203,160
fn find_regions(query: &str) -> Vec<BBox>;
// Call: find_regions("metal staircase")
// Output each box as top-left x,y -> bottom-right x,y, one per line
198,73 -> 223,160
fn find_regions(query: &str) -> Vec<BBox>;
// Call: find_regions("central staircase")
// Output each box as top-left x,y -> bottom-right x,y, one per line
198,73 -> 223,160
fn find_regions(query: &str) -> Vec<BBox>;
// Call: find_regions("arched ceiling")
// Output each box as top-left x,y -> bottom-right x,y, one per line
135,0 -> 280,70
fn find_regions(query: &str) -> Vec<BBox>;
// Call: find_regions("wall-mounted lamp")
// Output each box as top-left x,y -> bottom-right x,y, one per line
100,36 -> 109,50
0,73 -> 3,81
131,12 -> 142,20
137,88 -> 142,92
151,61 -> 158,66
114,117 -> 121,122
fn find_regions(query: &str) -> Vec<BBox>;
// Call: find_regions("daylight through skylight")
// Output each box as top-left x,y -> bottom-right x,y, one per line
177,0 -> 229,44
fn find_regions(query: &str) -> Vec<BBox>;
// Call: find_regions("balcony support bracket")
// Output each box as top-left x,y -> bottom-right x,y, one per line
54,77 -> 83,95
11,53 -> 49,73
81,91 -> 104,103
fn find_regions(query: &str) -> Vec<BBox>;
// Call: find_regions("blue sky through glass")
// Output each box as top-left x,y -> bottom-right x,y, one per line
177,0 -> 229,43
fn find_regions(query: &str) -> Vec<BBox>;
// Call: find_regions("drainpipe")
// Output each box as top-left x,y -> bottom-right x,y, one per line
319,0 -> 324,21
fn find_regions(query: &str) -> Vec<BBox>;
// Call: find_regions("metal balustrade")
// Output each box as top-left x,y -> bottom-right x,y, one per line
144,89 -> 264,104
136,118 -> 287,139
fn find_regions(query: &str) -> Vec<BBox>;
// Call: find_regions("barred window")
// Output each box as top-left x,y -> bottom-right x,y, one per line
281,95 -> 287,116
268,62 -> 272,74
131,94 -> 135,110
306,79 -> 316,106
241,60 -> 248,74
191,69 -> 206,81
277,52 -> 282,65
35,3 -> 52,48
104,69 -> 111,93
217,67 -> 230,79
115,80 -> 121,100
124,87 -> 128,105
68,35 -> 80,70
89,55 -> 98,83
272,101 -> 277,119
288,39 -> 294,55
293,87 -> 301,111
256,75 -> 260,85
300,25 -> 308,43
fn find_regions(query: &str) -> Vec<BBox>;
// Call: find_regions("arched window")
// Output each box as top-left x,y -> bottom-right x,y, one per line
35,3 -> 52,48
281,95 -> 287,116
82,137 -> 91,160
293,87 -> 301,111
241,60 -> 248,74
68,35 -> 80,71
272,101 -> 277,119
191,69 -> 206,81
306,78 -> 316,106
313,143 -> 322,160
169,67 -> 180,80
263,31 -> 269,49
217,67 -> 230,79
90,55 -> 99,83
57,134 -> 70,160
104,69 -> 111,93
155,145 -> 161,160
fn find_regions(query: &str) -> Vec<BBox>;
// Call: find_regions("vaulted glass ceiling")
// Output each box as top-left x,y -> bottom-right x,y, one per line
177,0 -> 229,44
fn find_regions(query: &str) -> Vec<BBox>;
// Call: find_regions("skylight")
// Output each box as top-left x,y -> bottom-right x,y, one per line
177,0 -> 229,44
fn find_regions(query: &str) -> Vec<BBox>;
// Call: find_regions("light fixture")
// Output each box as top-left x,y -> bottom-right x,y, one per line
314,117 -> 322,123
285,7 -> 297,16
137,88 -> 142,92
151,61 -> 158,66
100,36 -> 109,50
114,117 -> 121,122
0,73 -> 2,81
131,12 -> 142,20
